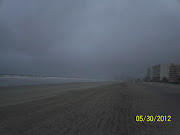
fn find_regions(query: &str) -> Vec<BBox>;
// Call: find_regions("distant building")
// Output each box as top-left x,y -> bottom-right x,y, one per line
169,63 -> 180,83
146,67 -> 153,81
146,63 -> 180,83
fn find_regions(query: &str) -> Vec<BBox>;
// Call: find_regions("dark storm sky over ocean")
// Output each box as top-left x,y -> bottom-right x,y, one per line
0,0 -> 180,81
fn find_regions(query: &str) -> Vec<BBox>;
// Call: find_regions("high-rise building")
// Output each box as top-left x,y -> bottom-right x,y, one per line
146,67 -> 153,81
152,64 -> 169,81
169,63 -> 180,83
146,63 -> 180,83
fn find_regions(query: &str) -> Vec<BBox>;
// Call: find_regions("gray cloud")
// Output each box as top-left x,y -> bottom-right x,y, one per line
0,0 -> 180,79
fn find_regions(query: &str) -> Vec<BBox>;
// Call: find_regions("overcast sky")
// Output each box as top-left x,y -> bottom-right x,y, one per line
0,0 -> 180,80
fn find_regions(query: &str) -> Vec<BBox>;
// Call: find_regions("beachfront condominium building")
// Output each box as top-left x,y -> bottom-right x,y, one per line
146,67 -> 153,81
146,63 -> 180,83
169,63 -> 180,83
152,64 -> 169,81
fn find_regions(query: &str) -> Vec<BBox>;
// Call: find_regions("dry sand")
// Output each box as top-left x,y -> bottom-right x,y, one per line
0,82 -> 179,135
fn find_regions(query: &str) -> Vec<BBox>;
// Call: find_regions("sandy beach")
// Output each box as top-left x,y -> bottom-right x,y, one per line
0,82 -> 180,135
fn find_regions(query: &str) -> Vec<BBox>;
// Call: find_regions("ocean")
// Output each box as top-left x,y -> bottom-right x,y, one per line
0,75 -> 97,86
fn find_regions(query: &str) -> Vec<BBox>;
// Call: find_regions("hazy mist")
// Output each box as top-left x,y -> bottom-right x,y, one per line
1,0 -> 180,80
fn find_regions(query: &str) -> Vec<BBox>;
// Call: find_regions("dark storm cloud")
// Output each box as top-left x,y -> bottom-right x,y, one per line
1,0 -> 180,79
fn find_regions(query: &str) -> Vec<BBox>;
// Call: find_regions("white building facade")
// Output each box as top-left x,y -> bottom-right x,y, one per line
146,63 -> 178,82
